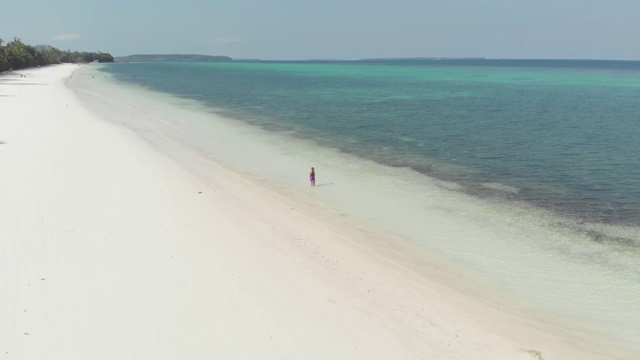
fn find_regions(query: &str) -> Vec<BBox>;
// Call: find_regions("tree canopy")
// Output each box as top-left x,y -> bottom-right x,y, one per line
0,38 -> 114,72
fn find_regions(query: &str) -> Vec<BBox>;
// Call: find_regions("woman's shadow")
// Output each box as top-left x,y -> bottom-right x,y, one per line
314,183 -> 333,187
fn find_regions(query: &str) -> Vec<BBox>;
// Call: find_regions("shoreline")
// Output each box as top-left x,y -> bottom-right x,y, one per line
0,64 -> 635,359
84,63 -> 640,352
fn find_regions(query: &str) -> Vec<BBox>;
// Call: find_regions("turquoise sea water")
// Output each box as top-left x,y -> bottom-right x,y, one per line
85,60 -> 640,355
103,60 -> 640,228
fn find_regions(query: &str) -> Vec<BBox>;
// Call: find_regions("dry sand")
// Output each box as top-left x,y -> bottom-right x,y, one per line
0,65 -> 631,359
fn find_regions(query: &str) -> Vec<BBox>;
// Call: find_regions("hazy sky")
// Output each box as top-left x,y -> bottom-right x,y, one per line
1,0 -> 639,60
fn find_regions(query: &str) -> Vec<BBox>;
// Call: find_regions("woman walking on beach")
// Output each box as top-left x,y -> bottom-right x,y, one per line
309,167 -> 315,187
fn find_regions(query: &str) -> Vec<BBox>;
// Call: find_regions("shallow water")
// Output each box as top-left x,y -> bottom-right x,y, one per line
71,62 -> 640,355
102,59 -> 640,227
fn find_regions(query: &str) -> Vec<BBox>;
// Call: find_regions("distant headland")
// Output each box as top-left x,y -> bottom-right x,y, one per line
116,54 -> 232,62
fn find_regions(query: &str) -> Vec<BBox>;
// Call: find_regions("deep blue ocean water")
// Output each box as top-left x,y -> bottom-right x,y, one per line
101,59 -> 640,227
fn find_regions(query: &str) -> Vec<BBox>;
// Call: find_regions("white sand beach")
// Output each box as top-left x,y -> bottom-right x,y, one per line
0,65 -> 633,359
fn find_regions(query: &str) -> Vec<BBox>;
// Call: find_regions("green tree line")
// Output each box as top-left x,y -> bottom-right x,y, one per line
0,38 -> 114,72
